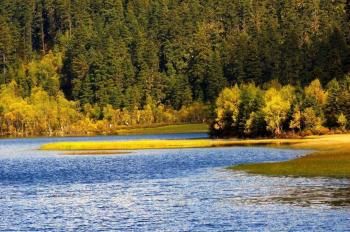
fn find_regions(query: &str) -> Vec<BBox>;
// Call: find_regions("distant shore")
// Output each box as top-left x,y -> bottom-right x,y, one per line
0,123 -> 209,139
112,123 -> 208,135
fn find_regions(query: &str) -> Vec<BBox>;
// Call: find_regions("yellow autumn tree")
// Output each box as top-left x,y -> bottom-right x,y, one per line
302,107 -> 323,131
56,92 -> 81,135
337,113 -> 347,131
304,79 -> 328,106
290,106 -> 302,132
214,85 -> 240,130
29,87 -> 58,135
262,87 -> 292,136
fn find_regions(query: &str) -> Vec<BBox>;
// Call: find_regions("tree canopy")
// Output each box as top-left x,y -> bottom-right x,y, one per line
0,0 -> 350,136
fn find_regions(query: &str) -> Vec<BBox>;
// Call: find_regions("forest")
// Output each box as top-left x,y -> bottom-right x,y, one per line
0,0 -> 350,136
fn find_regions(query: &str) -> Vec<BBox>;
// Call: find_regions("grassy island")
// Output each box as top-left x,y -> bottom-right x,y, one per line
41,138 -> 308,151
41,134 -> 350,178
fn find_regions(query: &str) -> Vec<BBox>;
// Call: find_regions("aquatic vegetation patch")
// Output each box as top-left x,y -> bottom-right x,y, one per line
230,135 -> 350,178
41,138 -> 308,151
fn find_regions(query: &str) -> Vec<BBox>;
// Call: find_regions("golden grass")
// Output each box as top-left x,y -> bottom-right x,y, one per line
40,134 -> 348,151
41,138 -> 310,151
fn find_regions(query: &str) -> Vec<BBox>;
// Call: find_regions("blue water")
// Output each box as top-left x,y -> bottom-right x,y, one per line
0,133 -> 349,231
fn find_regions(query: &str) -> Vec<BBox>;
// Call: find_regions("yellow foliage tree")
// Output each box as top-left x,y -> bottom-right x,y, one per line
290,106 -> 302,132
214,85 -> 240,130
262,87 -> 291,136
337,113 -> 347,131
29,87 -> 58,135
302,107 -> 323,131
304,79 -> 328,106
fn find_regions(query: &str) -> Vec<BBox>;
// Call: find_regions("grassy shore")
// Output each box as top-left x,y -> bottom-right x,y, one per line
41,134 -> 350,178
229,134 -> 350,178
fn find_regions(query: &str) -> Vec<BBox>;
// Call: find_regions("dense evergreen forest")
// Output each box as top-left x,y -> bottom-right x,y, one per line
0,0 -> 350,136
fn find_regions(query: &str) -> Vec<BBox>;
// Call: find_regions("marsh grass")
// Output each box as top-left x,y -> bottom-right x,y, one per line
230,135 -> 350,178
41,138 -> 308,151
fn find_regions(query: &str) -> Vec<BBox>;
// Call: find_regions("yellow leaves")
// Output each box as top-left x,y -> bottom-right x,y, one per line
0,79 -> 210,136
57,93 -> 80,128
305,79 -> 327,106
290,107 -> 302,130
71,118 -> 97,134
337,113 -> 347,131
302,107 -> 323,130
280,84 -> 296,103
4,111 -> 16,122
244,112 -> 257,136
215,85 -> 240,125
263,87 -> 292,135
17,51 -> 63,96
142,104 -> 154,125
0,81 -> 84,135
178,102 -> 208,123
0,81 -> 24,113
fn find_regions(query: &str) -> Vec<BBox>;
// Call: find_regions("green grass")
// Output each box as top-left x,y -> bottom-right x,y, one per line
115,123 -> 208,135
229,134 -> 350,178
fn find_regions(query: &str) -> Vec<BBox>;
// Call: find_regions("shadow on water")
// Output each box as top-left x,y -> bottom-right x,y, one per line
239,185 -> 350,208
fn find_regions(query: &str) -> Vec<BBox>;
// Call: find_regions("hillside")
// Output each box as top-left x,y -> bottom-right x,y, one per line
0,1 -> 350,136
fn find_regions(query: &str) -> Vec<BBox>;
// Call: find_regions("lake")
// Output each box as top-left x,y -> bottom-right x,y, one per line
0,133 -> 349,231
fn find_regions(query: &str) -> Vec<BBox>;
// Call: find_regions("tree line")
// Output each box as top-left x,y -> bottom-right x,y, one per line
210,78 -> 350,138
0,79 -> 209,136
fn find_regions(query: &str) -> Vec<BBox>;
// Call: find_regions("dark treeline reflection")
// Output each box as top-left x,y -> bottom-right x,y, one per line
236,185 -> 350,208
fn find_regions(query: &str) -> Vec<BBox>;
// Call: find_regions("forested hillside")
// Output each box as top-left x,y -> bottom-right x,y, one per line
0,0 -> 350,136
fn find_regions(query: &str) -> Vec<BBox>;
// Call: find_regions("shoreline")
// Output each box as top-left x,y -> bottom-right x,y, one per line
229,134 -> 350,178
40,134 -> 350,178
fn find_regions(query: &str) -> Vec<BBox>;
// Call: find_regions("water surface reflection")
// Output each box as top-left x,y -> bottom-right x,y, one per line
231,178 -> 350,208
0,135 -> 349,231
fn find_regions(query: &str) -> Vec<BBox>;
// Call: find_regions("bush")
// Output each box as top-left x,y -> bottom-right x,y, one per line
313,126 -> 330,135
301,130 -> 313,137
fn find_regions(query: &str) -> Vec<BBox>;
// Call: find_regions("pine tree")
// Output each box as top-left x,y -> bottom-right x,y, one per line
325,79 -> 341,128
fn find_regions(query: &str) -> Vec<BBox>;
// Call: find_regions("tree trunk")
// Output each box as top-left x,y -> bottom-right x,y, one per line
2,53 -> 6,78
41,14 -> 45,54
